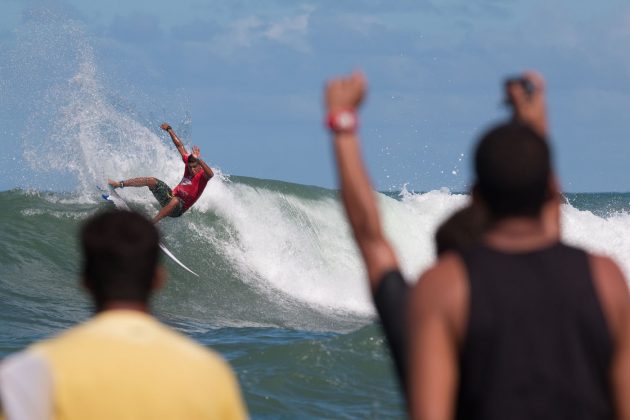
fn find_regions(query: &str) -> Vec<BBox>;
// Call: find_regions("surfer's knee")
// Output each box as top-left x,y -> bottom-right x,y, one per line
146,177 -> 158,188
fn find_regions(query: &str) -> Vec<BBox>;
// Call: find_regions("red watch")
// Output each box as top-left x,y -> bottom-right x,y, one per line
326,109 -> 358,134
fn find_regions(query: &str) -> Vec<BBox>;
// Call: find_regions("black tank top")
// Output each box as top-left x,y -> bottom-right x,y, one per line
457,242 -> 613,420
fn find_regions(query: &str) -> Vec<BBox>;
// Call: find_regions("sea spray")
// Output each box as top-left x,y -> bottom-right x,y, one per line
383,186 -> 469,279
2,7 -> 185,195
4,187 -> 630,331
3,187 -> 630,419
562,203 -> 630,277
205,178 -> 371,314
22,47 -> 180,195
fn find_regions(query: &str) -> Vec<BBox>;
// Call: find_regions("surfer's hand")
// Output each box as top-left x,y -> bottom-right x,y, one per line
507,71 -> 548,138
160,123 -> 172,131
192,145 -> 201,158
325,71 -> 366,113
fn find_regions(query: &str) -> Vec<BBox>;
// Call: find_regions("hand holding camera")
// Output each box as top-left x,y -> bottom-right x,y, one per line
504,71 -> 548,138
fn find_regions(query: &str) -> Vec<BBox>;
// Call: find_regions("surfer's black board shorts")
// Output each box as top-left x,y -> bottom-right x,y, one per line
149,179 -> 184,218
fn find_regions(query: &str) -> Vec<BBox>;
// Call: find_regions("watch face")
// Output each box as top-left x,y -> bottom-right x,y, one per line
337,112 -> 356,130
327,110 -> 358,133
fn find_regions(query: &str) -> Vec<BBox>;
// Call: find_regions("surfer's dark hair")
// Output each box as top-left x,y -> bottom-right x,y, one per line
187,154 -> 198,164
474,122 -> 552,220
81,210 -> 160,309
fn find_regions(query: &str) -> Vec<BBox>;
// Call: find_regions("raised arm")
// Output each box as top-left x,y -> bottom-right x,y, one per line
192,145 -> 214,179
324,72 -> 398,290
506,71 -> 548,138
161,123 -> 188,160
506,72 -> 562,242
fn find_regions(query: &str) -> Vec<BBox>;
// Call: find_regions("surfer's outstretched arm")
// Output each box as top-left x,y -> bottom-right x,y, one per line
161,123 -> 188,160
324,72 -> 398,290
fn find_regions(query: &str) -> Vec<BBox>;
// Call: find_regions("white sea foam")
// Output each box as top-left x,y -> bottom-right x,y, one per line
18,60 -> 630,321
182,179 -> 464,316
16,18 -> 186,198
197,177 -> 373,315
13,11 -> 630,321
23,53 -> 183,196
187,181 -> 630,317
562,204 -> 630,277
21,208 -> 90,220
382,187 -> 468,280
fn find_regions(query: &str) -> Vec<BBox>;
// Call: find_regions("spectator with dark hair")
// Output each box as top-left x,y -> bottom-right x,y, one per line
0,210 -> 247,420
324,70 -> 629,420
322,71 -> 554,398
408,74 -> 630,419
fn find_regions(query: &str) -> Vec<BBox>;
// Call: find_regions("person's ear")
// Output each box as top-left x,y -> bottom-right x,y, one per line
152,265 -> 167,291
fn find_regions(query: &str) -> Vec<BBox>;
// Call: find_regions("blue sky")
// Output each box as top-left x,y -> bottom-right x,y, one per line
1,0 -> 630,192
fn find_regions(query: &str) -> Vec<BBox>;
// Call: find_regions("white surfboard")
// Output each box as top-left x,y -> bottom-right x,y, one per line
102,189 -> 200,277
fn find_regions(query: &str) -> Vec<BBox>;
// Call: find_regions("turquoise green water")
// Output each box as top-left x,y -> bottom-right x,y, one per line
5,8 -> 630,417
2,181 -> 630,418
0,181 -> 405,418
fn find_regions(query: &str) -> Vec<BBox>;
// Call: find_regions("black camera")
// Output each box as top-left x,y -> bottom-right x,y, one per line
504,77 -> 535,105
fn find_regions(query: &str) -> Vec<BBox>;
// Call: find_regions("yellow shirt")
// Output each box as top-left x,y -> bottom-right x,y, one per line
1,310 -> 247,420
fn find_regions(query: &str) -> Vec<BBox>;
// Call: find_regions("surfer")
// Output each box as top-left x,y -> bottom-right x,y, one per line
108,123 -> 214,224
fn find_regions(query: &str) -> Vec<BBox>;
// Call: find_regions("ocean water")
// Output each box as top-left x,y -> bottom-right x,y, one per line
3,184 -> 630,418
4,10 -> 630,418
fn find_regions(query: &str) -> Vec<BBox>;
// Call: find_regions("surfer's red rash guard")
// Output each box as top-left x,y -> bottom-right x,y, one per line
172,154 -> 210,212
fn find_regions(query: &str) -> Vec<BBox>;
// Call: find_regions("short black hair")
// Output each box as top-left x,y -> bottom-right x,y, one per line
435,203 -> 487,256
81,210 -> 160,310
474,123 -> 552,220
187,154 -> 198,164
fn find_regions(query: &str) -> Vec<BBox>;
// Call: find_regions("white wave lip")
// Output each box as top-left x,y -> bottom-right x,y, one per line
191,182 -> 465,316
196,182 -> 630,316
26,53 -> 183,196
12,11 -> 630,320
197,177 -> 373,315
562,204 -> 630,278
11,15 -> 185,197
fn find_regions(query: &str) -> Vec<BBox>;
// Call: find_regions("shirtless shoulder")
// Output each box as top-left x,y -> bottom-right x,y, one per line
589,254 -> 630,338
410,252 -> 469,343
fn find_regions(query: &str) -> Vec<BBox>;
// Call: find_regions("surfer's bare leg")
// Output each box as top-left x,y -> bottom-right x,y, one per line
108,177 -> 158,189
152,197 -> 180,224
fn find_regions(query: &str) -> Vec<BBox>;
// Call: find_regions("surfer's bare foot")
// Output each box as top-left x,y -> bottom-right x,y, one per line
108,179 -> 122,189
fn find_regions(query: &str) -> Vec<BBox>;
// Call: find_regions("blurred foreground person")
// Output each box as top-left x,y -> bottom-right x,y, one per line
324,71 -> 408,391
0,210 -> 247,420
322,71 -> 545,397
408,75 -> 630,419
324,70 -> 630,419
323,72 -> 489,397
324,73 -> 496,393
